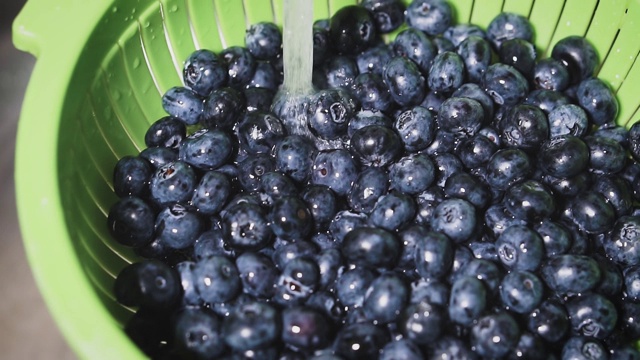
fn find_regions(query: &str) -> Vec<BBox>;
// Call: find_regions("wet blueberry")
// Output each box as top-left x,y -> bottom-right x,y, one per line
428,51 -> 465,94
329,5 -> 378,55
222,301 -> 280,351
114,260 -> 181,311
162,86 -> 204,125
347,166 -> 389,214
342,227 -> 400,269
406,0 -> 452,35
486,12 -> 533,50
383,56 -> 427,106
430,198 -> 477,243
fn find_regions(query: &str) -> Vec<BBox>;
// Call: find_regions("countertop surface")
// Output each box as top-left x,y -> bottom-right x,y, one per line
0,1 -> 76,358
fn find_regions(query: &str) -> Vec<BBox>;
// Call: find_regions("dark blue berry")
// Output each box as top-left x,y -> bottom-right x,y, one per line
114,260 -> 181,310
456,35 -> 492,84
245,22 -> 282,60
154,203 -> 203,250
533,58 -> 570,92
430,198 -> 477,243
194,255 -> 241,304
162,86 -> 204,125
222,202 -> 273,251
329,5 -> 378,56
496,224 -> 544,271
406,0 -> 452,36
363,272 -> 409,324
202,87 -> 245,130
220,46 -> 256,89
482,63 -> 529,106
311,149 -> 359,196
486,12 -> 533,50
222,301 -> 280,351
551,36 -> 599,84
500,270 -> 543,314
183,49 -> 228,97
282,306 -> 333,350
540,254 -> 601,296
383,56 -> 426,106
113,155 -> 152,198
172,307 -> 225,358
347,167 -> 389,214
527,299 -> 570,343
179,128 -> 233,171
392,27 -> 436,74
394,106 -> 435,153
428,51 -> 465,94
302,185 -> 339,229
191,171 -> 230,216
144,116 -> 186,149
235,251 -> 278,299
342,227 -> 400,269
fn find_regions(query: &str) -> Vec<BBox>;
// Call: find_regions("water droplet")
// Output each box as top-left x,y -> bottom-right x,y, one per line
111,6 -> 118,13
144,21 -> 151,28
113,90 -> 121,100
132,58 -> 141,69
170,5 -> 178,12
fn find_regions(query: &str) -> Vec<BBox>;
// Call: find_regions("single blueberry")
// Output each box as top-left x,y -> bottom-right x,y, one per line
281,306 -> 333,351
302,185 -> 339,229
504,180 -> 555,221
220,46 -> 256,89
114,260 -> 181,310
482,63 -> 529,106
394,106 -> 435,153
350,73 -> 393,112
540,254 -> 601,296
245,22 -> 282,60
444,171 -> 491,210
273,257 -> 320,306
577,78 -> 618,126
269,196 -> 313,241
328,210 -> 369,244
235,251 -> 278,299
498,38 -> 537,77
154,203 -> 203,250
562,191 -> 615,234
484,148 -> 532,191
603,216 -> 640,267
236,111 -> 285,155
350,125 -> 402,167
311,149 -> 359,196
272,240 -> 319,270
329,5 -> 378,55
456,35 -> 492,83
533,58 -> 570,92
454,134 -> 498,169
561,336 -> 607,360
139,147 -> 178,170
551,35 -> 599,84
222,202 -> 273,251
523,88 -> 571,114
405,0 -> 452,36
470,312 -> 520,358
202,87 -> 246,130
190,171 -> 230,216
527,299 -> 570,343
162,86 -> 204,125
486,12 -> 533,50
355,43 -> 394,77
172,307 -> 225,359
149,161 -> 197,206
323,55 -> 359,90
566,293 -> 618,339
399,300 -> 445,345
428,51 -> 465,94
392,27 -> 436,74
534,220 -> 572,257
307,88 -> 357,141
335,267 -> 376,309
236,154 -> 275,192
363,272 -> 410,324
443,23 -> 486,47
193,255 -> 241,304
222,301 -> 280,351
500,270 -> 543,314
183,49 -> 228,97
430,198 -> 477,243
347,166 -> 389,214
389,153 -> 435,195
333,323 -> 389,360
437,97 -> 484,139
341,227 -> 400,269
500,104 -> 549,151
144,116 -> 186,149
585,134 -> 627,174
361,0 -> 406,34
113,155 -> 152,198
178,128 -> 233,171
383,56 -> 427,106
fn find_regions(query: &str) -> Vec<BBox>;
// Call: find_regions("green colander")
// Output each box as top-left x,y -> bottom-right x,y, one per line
12,0 -> 640,358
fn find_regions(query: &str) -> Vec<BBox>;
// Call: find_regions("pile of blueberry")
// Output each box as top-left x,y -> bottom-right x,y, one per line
107,0 -> 640,358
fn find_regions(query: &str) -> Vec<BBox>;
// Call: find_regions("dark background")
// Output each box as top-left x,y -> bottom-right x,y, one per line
0,1 -> 75,358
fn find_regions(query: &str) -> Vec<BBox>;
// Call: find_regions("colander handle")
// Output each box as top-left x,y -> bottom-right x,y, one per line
12,0 -> 113,57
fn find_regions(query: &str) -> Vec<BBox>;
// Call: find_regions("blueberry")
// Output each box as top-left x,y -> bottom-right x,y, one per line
113,155 -> 152,198
350,125 -> 402,167
470,311 -> 520,358
504,180 -> 555,221
538,135 -> 590,179
139,147 -> 178,170
483,203 -> 527,240
245,22 -> 282,60
424,129 -> 457,156
307,88 -> 357,141
178,129 -> 233,171
484,148 -> 532,191
500,104 -> 549,151
487,12 -> 533,50
383,56 -> 427,106
432,152 -> 464,187
630,122 -> 640,162
565,293 -> 617,339
394,106 -> 436,153
577,78 -> 618,126
363,272 -> 409,324
389,153 -> 435,195
260,171 -> 298,203
329,210 -> 369,244
144,116 -> 186,149
191,171 -> 230,216
496,224 -> 544,272
154,203 -> 203,250
323,55 -> 359,90
498,38 -> 537,77
171,307 -> 225,359
202,87 -> 245,130
527,299 -> 570,343
351,73 -> 393,112
431,336 -> 478,360
394,224 -> 424,271
444,171 -> 491,210
302,185 -> 339,229
448,276 -> 487,326
149,161 -> 197,206
593,255 -> 623,297
399,299 -> 445,345
315,248 -> 343,290
220,46 -> 257,89
348,109 -> 393,138
551,36 -> 599,84
523,88 -> 571,114
235,251 -> 278,299
392,27 -> 436,74
414,185 -> 445,225
236,154 -> 275,192
175,261 -> 202,306
533,58 -> 570,92
311,149 -> 359,196
438,97 -> 484,139
500,270 -> 543,314
562,191 -> 615,234
419,90 -> 447,113
193,255 -> 241,304
443,23 -> 486,47
269,196 -> 312,241
355,44 -> 394,77
405,0 -> 452,36
347,166 -> 389,214
540,254 -> 601,296
428,51 -> 465,94
430,198 -> 477,243
561,336 -> 607,360
243,87 -> 275,113
342,227 -> 400,269
222,202 -> 273,251
335,267 -> 376,308
534,220 -> 572,257
379,339 -> 423,360
509,332 -> 548,360
222,301 -> 280,351
312,26 -> 332,66
585,134 -> 627,174
274,135 -> 317,184
361,0 -> 406,34
183,49 -> 228,97
329,5 -> 378,56
281,306 -> 333,351
592,175 -> 633,217
235,111 -> 284,155
454,134 -> 498,169
540,170 -> 591,198
333,323 -> 389,360
114,260 -> 181,310
456,35 -> 492,83
482,63 -> 529,106
273,257 -> 320,306
162,86 -> 204,125
603,216 -> 640,267
457,258 -> 503,295
247,60 -> 280,90
272,240 -> 319,269
432,35 -> 456,53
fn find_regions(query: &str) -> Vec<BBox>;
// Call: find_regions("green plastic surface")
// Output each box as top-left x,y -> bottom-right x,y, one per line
11,0 -> 640,358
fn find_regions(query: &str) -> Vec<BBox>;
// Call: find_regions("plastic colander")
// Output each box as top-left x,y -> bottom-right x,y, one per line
11,0 -> 640,358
